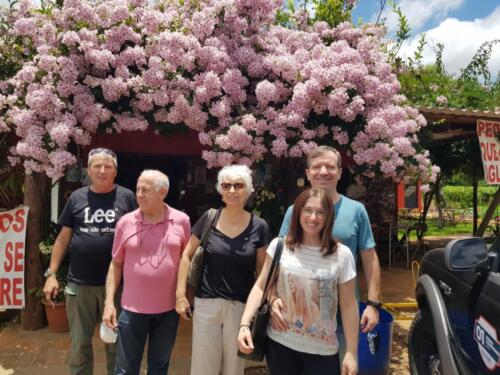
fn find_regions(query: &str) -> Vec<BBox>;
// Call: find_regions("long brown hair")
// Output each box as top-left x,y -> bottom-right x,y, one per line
286,188 -> 338,256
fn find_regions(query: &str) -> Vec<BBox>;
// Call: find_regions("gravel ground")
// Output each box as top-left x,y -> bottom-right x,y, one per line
389,319 -> 412,374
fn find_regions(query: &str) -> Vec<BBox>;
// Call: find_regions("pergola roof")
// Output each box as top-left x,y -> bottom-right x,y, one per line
417,106 -> 500,142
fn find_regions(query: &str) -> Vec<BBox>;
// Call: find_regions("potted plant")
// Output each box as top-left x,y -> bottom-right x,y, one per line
33,231 -> 70,333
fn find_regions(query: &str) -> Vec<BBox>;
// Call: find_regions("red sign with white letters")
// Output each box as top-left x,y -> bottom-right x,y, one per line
0,206 -> 29,309
477,120 -> 500,185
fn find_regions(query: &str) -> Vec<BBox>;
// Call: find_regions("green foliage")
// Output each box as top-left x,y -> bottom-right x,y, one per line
33,228 -> 69,302
461,40 -> 499,84
252,184 -> 285,237
311,0 -> 354,27
442,185 -> 497,210
399,221 -> 473,240
277,0 -> 355,28
391,7 -> 499,110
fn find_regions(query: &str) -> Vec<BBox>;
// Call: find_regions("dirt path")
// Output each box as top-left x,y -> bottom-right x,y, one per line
390,319 -> 411,374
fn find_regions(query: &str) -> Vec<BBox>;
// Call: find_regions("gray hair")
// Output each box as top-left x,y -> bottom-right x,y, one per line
139,169 -> 170,192
307,145 -> 342,169
87,148 -> 118,168
216,164 -> 254,194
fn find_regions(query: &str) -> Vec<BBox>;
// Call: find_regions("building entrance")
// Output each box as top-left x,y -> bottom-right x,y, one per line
114,152 -> 221,222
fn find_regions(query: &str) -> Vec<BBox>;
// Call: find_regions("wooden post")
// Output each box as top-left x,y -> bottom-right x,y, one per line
20,172 -> 50,330
472,156 -> 479,235
475,188 -> 500,237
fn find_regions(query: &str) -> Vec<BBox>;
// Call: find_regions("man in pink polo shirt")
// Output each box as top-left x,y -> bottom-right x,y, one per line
102,169 -> 190,374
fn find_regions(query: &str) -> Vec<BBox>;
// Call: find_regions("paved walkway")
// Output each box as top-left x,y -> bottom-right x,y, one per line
0,265 -> 420,375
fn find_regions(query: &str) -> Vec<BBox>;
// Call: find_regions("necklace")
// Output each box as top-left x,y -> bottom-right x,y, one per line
220,210 -> 250,231
138,210 -> 169,268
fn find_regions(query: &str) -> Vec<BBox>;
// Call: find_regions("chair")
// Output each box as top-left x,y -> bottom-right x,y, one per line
388,222 -> 426,269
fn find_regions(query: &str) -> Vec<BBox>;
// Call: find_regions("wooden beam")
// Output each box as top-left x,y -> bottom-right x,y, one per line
430,130 -> 476,142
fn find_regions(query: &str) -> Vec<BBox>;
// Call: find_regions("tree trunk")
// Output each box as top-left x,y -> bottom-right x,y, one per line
435,179 -> 444,229
364,177 -> 396,226
20,173 -> 50,330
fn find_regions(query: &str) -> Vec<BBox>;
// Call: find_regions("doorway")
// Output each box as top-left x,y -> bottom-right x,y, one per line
115,153 -> 187,211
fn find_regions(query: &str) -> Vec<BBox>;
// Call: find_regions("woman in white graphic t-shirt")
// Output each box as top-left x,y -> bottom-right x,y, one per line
239,188 -> 358,375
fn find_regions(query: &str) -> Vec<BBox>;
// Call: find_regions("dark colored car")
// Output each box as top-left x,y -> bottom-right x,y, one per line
408,237 -> 500,375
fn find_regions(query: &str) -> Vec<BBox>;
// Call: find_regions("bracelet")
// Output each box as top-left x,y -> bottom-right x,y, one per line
239,324 -> 250,330
366,299 -> 382,310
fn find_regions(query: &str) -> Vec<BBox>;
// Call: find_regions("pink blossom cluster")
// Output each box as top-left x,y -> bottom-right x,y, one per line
436,95 -> 448,106
0,0 -> 438,184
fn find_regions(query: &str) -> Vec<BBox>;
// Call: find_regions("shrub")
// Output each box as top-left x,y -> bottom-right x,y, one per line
442,185 -> 497,209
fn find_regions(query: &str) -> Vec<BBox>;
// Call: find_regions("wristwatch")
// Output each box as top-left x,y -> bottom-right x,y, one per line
44,268 -> 57,278
366,299 -> 382,310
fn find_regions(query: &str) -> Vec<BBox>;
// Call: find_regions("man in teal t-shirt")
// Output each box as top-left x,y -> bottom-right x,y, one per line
279,146 -> 381,333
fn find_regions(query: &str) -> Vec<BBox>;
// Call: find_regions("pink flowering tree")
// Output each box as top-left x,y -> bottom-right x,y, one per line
0,0 -> 438,186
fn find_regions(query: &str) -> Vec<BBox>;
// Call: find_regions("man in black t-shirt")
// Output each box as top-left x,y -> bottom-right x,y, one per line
43,148 -> 136,375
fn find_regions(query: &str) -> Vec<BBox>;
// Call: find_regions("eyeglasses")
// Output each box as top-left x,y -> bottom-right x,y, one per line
220,182 -> 246,191
309,164 -> 338,172
301,207 -> 328,218
88,148 -> 117,159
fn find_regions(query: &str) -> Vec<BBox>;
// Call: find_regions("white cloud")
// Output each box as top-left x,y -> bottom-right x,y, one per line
379,0 -> 464,34
398,6 -> 500,79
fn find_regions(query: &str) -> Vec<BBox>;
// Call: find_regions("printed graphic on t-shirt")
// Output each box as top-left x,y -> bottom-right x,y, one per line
276,267 -> 337,346
79,207 -> 118,234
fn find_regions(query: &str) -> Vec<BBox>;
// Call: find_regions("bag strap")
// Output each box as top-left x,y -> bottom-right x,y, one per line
199,208 -> 217,246
260,236 -> 284,305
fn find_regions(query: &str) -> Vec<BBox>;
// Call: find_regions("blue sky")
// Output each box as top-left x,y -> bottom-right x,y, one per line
352,0 -> 500,79
353,0 -> 499,31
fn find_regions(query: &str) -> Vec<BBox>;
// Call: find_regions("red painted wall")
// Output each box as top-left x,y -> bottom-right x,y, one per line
82,128 -> 203,161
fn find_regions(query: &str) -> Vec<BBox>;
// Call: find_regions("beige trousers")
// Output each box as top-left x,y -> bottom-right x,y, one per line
190,297 -> 246,375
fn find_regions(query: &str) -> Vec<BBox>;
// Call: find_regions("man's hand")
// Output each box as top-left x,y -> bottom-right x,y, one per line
43,276 -> 59,302
175,295 -> 192,320
360,305 -> 379,333
102,303 -> 117,329
270,297 -> 288,331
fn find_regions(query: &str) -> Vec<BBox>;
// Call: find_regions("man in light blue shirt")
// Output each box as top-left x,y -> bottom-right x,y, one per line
278,146 -> 381,333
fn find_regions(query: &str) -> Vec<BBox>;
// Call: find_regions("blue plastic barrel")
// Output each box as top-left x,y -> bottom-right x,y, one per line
358,302 -> 394,375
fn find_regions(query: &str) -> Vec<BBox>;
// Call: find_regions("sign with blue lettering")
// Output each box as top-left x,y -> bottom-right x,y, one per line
474,316 -> 500,371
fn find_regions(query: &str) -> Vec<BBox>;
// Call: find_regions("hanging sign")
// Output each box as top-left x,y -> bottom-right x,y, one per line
0,206 -> 29,309
477,120 -> 500,185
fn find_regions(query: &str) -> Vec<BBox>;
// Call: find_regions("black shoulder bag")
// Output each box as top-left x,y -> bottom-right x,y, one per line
238,236 -> 285,361
186,208 -> 217,305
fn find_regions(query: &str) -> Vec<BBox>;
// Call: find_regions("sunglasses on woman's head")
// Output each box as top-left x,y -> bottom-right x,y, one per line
220,182 -> 245,191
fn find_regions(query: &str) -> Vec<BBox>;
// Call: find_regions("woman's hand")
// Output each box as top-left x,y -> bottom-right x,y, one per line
175,295 -> 192,320
238,325 -> 254,354
270,297 -> 288,331
341,351 -> 357,375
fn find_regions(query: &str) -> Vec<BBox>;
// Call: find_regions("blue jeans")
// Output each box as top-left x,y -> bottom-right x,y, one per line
115,309 -> 179,375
